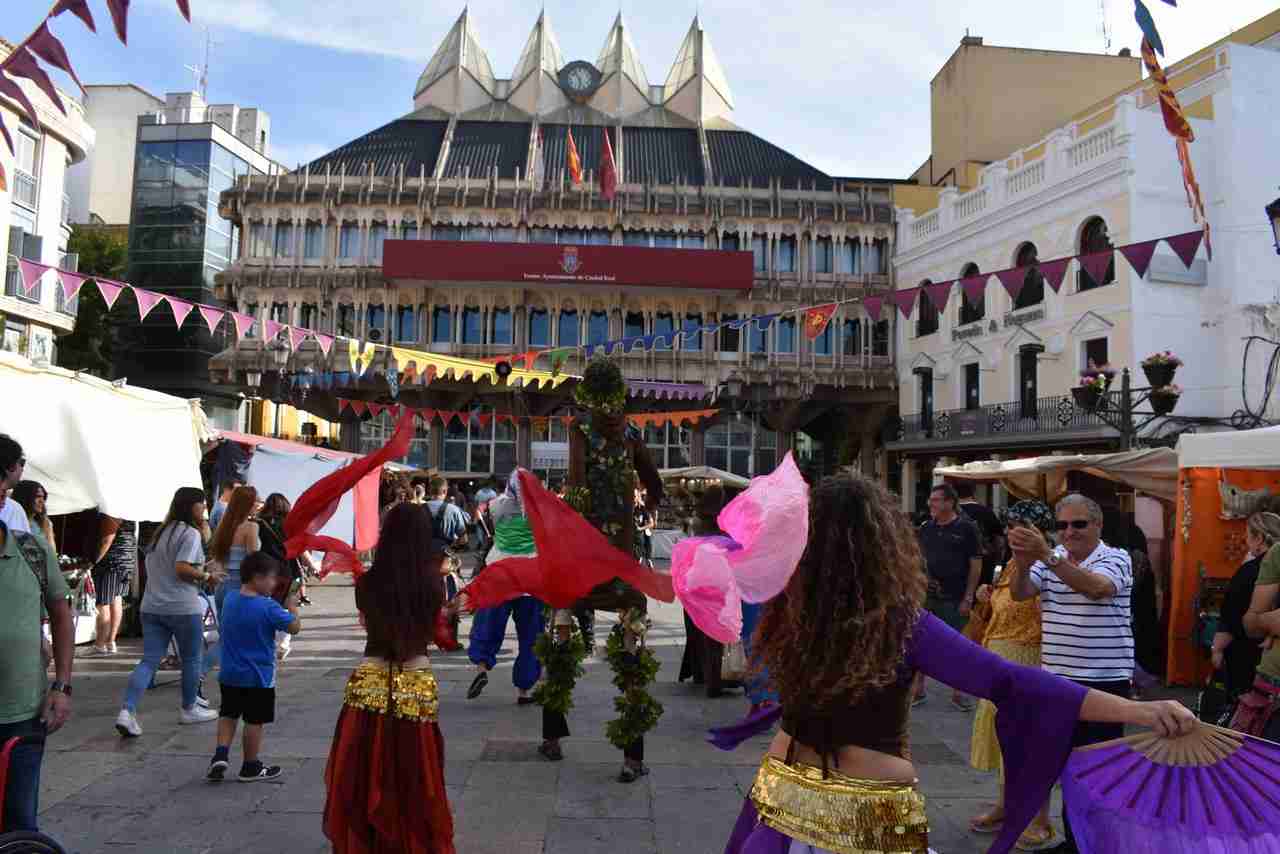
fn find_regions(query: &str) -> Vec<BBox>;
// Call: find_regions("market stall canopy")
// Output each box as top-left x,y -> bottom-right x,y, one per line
935,448 -> 1179,503
0,352 -> 207,519
660,466 -> 750,490
1177,425 -> 1280,470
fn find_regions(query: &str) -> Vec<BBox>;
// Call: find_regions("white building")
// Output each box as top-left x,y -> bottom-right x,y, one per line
0,39 -> 94,363
889,13 -> 1280,510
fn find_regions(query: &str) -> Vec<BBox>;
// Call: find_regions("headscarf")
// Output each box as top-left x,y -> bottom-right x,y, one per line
1001,499 -> 1055,535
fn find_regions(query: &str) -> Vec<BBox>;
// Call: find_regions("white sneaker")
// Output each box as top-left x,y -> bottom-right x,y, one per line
83,646 -> 111,657
180,705 -> 219,725
195,694 -> 212,710
108,642 -> 119,654
115,708 -> 142,738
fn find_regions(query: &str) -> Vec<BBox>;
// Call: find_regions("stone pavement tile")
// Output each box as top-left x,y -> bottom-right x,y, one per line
927,797 -> 996,853
466,759 -> 560,791
444,759 -> 474,787
443,737 -> 487,761
65,754 -> 200,809
915,763 -> 998,798
555,763 -> 652,820
207,810 -> 331,854
653,788 -> 746,851
39,750 -> 136,811
646,763 -> 737,790
729,764 -> 760,796
544,817 -> 657,854
453,789 -> 553,844
255,758 -> 328,813
37,803 -> 150,854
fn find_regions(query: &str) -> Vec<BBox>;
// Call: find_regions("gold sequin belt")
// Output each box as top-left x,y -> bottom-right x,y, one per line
342,659 -> 439,723
749,756 -> 929,854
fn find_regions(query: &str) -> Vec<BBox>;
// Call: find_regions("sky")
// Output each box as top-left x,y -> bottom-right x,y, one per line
8,0 -> 1279,178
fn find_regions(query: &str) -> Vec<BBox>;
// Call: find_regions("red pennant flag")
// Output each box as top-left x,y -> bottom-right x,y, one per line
599,128 -> 618,201
337,399 -> 350,414
263,319 -> 283,342
387,405 -> 402,419
891,288 -> 918,318
175,0 -> 191,21
96,279 -> 125,309
566,127 -> 583,186
368,403 -> 385,418
231,312 -> 255,339
495,414 -> 513,425
18,260 -> 51,295
106,0 -> 131,44
1119,240 -> 1159,279
1165,231 -> 1203,270
960,275 -> 987,306
28,24 -> 84,93
463,470 -> 674,610
802,303 -> 838,340
476,412 -> 493,429
0,119 -> 12,160
52,0 -> 97,31
863,296 -> 883,322
57,271 -> 87,301
994,268 -> 1026,302
349,401 -> 368,417
0,72 -> 42,134
314,333 -> 335,356
1037,258 -> 1070,294
199,306 -> 225,335
4,49 -> 66,116
923,282 -> 953,313
133,289 -> 164,321
1078,251 -> 1114,289
417,408 -> 436,423
522,352 -> 537,372
560,415 -> 574,429
165,296 -> 194,328
287,326 -> 309,352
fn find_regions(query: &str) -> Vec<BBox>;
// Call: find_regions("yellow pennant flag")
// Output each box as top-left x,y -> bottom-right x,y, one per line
348,340 -> 376,376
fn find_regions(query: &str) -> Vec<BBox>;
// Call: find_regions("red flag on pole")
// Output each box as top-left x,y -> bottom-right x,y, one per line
802,304 -> 837,340
566,127 -> 583,186
599,128 -> 617,201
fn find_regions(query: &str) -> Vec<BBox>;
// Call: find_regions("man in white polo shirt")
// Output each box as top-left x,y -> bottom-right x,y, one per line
0,435 -> 31,535
1009,491 -> 1133,853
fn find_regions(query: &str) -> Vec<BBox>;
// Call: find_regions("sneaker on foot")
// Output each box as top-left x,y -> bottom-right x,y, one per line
239,763 -> 284,782
108,642 -> 119,654
83,646 -> 111,657
207,758 -> 229,782
115,708 -> 142,738
195,694 -> 213,710
911,694 -> 928,708
180,705 -> 219,725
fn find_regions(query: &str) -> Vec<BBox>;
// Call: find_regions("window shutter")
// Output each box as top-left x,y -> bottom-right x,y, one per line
21,232 -> 42,261
6,226 -> 23,259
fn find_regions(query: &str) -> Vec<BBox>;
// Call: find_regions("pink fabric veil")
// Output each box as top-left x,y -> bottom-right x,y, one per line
671,453 -> 809,643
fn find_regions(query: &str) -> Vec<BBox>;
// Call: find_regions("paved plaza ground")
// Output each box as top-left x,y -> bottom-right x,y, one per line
36,573 -> 1073,854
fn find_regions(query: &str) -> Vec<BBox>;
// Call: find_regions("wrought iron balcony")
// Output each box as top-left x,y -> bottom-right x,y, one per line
889,392 -> 1120,450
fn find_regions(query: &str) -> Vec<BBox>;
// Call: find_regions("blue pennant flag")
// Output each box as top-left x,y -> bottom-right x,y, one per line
387,367 -> 400,399
1135,0 -> 1165,55
754,314 -> 780,331
334,371 -> 352,388
726,318 -> 752,331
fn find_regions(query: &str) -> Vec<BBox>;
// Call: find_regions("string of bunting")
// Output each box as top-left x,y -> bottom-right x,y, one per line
334,398 -> 719,431
890,228 -> 1207,318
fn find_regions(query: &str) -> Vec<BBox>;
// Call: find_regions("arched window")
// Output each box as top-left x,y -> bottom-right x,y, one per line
432,307 -> 452,343
682,313 -> 703,351
587,310 -> 609,346
624,311 -> 645,338
1078,217 -> 1115,290
654,311 -> 674,351
461,307 -> 482,344
557,309 -> 579,347
776,316 -> 797,353
369,221 -> 388,260
959,263 -> 984,325
273,221 -> 293,257
395,306 -> 416,343
842,319 -> 861,355
1014,243 -> 1044,309
916,280 -> 939,337
491,307 -> 513,344
528,308 -> 550,347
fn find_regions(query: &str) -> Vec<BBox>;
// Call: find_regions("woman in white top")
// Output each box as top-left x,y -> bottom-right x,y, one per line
115,487 -> 225,738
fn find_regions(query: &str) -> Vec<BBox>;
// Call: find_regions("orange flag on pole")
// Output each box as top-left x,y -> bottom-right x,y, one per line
566,127 -> 583,186
802,304 -> 838,340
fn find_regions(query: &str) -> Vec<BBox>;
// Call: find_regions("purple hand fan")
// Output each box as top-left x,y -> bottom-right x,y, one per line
1064,724 -> 1280,854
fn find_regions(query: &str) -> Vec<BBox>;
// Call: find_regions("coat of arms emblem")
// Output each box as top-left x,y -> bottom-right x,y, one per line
560,246 -> 580,274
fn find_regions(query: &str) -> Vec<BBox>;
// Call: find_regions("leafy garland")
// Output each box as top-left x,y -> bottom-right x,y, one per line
532,624 -> 588,716
603,618 -> 664,751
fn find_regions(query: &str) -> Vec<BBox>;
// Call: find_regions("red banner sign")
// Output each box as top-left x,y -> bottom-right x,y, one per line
383,240 -> 753,292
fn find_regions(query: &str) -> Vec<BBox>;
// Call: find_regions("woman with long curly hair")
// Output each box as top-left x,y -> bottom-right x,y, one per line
718,473 -> 1195,854
324,502 -> 455,854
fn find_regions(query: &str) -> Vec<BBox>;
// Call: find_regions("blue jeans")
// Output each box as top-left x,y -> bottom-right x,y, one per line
468,597 -> 544,690
123,612 -> 204,712
740,602 -> 778,706
0,717 -> 45,832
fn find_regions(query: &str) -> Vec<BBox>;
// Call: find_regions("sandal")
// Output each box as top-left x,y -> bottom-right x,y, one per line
1015,824 -> 1055,851
617,763 -> 650,783
467,670 -> 489,700
537,741 -> 563,762
969,809 -> 1005,834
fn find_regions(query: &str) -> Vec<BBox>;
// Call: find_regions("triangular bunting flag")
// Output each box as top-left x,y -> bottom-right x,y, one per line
18,259 -> 51,295
1038,258 -> 1069,294
923,283 -> 953,313
314,334 -> 334,356
1078,251 -> 1114,289
368,403 -> 385,418
133,288 -> 164,321
960,275 -> 987,306
57,271 -> 88,301
387,405 -> 401,419
28,23 -> 84,94
262,319 -> 283,342
495,414 -> 513,426
231,312 -> 255,339
863,296 -> 883,322
1119,240 -> 1159,279
417,408 -> 436,423
891,288 -> 918,318
199,306 -> 225,335
349,401 -> 368,417
802,303 -> 838,340
1165,231 -> 1203,270
476,413 -> 493,429
96,279 -> 125,309
52,0 -> 97,32
337,399 -> 350,414
287,326 -> 309,352
165,296 -> 195,328
561,415 -> 574,429
994,268 -> 1026,302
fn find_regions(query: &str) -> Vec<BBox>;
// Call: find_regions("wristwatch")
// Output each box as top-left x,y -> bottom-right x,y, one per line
49,681 -> 72,697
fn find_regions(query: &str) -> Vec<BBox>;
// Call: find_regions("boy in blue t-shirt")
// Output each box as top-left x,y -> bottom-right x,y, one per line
206,552 -> 300,782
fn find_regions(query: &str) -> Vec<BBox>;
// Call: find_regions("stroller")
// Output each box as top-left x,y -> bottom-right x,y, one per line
0,735 -> 65,852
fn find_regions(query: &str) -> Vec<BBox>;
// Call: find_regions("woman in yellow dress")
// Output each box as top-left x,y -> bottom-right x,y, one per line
968,499 -> 1056,850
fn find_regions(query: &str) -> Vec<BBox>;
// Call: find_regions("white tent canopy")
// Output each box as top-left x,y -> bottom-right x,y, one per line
0,353 -> 209,519
1177,425 -> 1280,470
660,465 -> 750,490
934,448 -> 1180,502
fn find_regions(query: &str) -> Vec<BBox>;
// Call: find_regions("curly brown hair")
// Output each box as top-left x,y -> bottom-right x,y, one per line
752,472 -> 928,711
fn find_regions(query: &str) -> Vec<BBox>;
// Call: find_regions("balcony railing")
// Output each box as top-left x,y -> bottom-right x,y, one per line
893,392 -> 1118,446
13,170 -> 37,209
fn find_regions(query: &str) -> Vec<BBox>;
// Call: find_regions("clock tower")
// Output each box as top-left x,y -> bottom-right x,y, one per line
557,60 -> 602,103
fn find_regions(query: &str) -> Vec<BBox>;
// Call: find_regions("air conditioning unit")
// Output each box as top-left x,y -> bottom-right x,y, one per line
368,329 -> 383,342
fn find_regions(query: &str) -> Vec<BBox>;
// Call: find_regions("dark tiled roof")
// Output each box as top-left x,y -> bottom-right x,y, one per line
622,127 -> 703,185
302,119 -> 447,177
442,121 -> 530,179
539,124 -> 613,184
706,129 -> 831,191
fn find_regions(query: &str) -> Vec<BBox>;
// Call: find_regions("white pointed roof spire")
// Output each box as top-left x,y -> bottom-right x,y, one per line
596,12 -> 649,93
414,7 -> 498,113
508,10 -> 568,117
663,15 -> 734,122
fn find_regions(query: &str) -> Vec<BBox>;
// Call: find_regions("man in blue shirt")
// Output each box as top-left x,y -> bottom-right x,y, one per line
426,477 -> 469,549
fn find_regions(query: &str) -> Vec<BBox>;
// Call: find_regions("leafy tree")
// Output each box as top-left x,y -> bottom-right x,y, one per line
56,227 -> 126,376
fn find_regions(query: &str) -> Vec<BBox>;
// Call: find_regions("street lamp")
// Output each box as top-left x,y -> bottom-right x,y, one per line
1267,194 -> 1280,256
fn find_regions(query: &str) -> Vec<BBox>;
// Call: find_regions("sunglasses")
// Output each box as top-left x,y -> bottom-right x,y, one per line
1055,519 -> 1092,531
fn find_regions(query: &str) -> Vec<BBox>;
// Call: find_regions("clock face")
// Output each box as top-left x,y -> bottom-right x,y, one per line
558,61 -> 600,100
567,67 -> 593,92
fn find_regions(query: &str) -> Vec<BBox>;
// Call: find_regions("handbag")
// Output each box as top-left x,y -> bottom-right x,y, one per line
721,641 -> 748,682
